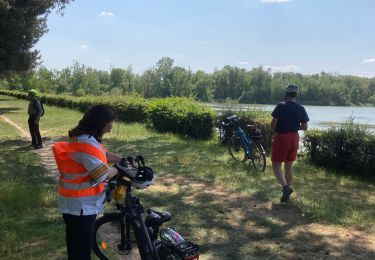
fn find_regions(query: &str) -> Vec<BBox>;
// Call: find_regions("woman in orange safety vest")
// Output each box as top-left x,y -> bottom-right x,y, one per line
53,104 -> 124,260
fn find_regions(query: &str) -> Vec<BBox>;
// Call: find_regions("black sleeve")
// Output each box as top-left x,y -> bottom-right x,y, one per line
301,107 -> 309,123
271,104 -> 281,118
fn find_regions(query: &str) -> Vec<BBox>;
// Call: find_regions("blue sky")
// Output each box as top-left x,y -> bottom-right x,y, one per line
35,0 -> 375,77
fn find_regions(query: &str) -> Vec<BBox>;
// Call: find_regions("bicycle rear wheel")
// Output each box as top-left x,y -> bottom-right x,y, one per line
93,213 -> 139,260
251,142 -> 266,172
228,135 -> 246,162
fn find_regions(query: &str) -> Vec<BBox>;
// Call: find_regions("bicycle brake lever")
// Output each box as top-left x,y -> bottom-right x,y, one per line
135,155 -> 145,167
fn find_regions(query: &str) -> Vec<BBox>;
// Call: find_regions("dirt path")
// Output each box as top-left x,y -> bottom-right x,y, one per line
0,115 -> 60,181
0,115 -> 29,138
1,115 -> 375,259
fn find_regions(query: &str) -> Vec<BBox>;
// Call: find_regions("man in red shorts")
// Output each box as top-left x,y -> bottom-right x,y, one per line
270,84 -> 309,203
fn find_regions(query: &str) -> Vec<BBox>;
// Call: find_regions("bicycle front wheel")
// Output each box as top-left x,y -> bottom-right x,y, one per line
228,135 -> 246,162
93,213 -> 139,260
251,142 -> 266,172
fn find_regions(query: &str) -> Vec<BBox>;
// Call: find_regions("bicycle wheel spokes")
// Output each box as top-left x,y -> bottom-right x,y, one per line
228,135 -> 246,162
95,219 -> 128,259
251,143 -> 266,172
94,216 -> 140,260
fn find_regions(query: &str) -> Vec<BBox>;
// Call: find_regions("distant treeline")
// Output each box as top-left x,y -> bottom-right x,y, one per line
1,57 -> 374,106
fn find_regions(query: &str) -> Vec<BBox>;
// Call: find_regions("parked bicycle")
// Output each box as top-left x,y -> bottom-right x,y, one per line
93,155 -> 199,260
216,117 -> 233,144
221,115 -> 266,172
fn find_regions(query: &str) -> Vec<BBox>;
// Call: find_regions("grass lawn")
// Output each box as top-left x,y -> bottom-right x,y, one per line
1,95 -> 375,259
0,120 -> 66,259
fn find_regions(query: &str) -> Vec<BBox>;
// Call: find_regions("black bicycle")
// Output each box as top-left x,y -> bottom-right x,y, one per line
222,115 -> 266,172
93,155 -> 199,260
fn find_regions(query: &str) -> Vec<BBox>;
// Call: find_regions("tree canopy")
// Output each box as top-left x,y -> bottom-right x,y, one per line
0,0 -> 72,77
1,57 -> 374,106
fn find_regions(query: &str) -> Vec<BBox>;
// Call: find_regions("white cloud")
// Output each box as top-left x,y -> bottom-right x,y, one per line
100,11 -> 115,16
104,59 -> 112,63
80,44 -> 89,48
196,40 -> 207,46
265,64 -> 299,72
175,54 -> 185,59
238,61 -> 249,65
363,58 -> 375,63
261,0 -> 291,3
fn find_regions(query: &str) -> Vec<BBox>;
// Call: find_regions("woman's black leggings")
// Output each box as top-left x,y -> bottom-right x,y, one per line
62,213 -> 97,260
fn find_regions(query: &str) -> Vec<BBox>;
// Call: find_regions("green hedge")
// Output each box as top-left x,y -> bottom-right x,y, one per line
147,97 -> 215,139
303,120 -> 375,180
0,90 -> 150,123
0,90 -> 214,139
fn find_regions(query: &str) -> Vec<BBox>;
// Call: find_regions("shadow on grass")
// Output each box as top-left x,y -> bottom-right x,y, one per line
102,136 -> 375,259
293,161 -> 375,226
0,106 -> 21,115
137,175 -> 374,259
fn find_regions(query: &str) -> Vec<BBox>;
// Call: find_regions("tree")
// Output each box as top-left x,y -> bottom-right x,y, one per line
110,68 -> 126,92
192,70 -> 213,101
26,66 -> 56,93
249,67 -> 272,104
70,61 -> 86,95
155,57 -> 174,97
56,67 -> 72,94
170,66 -> 192,97
0,0 -> 72,77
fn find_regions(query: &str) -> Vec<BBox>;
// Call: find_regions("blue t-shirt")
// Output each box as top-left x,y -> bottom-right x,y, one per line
271,101 -> 309,133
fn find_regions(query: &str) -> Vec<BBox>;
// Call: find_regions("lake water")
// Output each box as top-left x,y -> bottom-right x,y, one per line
205,103 -> 375,131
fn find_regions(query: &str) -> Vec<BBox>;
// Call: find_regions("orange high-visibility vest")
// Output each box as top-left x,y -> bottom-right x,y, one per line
53,142 -> 107,197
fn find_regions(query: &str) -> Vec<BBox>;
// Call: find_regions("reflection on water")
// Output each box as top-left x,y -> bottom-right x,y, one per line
205,103 -> 375,132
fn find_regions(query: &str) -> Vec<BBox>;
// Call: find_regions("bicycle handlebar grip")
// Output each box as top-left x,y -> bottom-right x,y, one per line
119,157 -> 128,167
126,156 -> 134,167
105,183 -> 115,203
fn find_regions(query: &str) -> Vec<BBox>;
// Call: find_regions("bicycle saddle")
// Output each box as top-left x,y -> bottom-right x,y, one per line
145,209 -> 171,227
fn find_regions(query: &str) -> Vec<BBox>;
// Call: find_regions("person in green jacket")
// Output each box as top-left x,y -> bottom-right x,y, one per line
27,89 -> 43,149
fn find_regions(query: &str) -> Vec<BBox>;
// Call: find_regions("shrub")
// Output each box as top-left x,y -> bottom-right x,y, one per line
1,90 -> 215,139
303,118 -> 375,180
147,97 -> 215,139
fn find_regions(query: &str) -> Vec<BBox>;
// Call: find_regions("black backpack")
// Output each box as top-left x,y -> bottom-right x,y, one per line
33,98 -> 45,117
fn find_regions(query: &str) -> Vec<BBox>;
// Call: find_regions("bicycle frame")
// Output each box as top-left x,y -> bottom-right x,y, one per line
118,183 -> 155,259
95,161 -> 200,260
234,125 -> 253,157
224,115 -> 266,171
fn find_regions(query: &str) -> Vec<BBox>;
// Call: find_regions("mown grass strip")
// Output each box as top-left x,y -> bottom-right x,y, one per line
0,124 -> 66,259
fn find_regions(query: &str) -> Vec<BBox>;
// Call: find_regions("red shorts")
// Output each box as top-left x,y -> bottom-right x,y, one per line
271,133 -> 300,162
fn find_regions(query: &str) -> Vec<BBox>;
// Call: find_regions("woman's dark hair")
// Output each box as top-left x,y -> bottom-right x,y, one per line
69,104 -> 116,143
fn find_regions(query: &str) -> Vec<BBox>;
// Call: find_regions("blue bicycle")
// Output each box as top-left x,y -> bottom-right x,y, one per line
222,115 -> 266,172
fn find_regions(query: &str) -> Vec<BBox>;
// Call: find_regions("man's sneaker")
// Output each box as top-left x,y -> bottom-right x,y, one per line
33,144 -> 43,149
280,186 -> 293,203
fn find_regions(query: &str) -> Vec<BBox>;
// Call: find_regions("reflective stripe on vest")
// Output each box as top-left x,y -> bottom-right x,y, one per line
53,142 -> 108,198
58,178 -> 94,190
